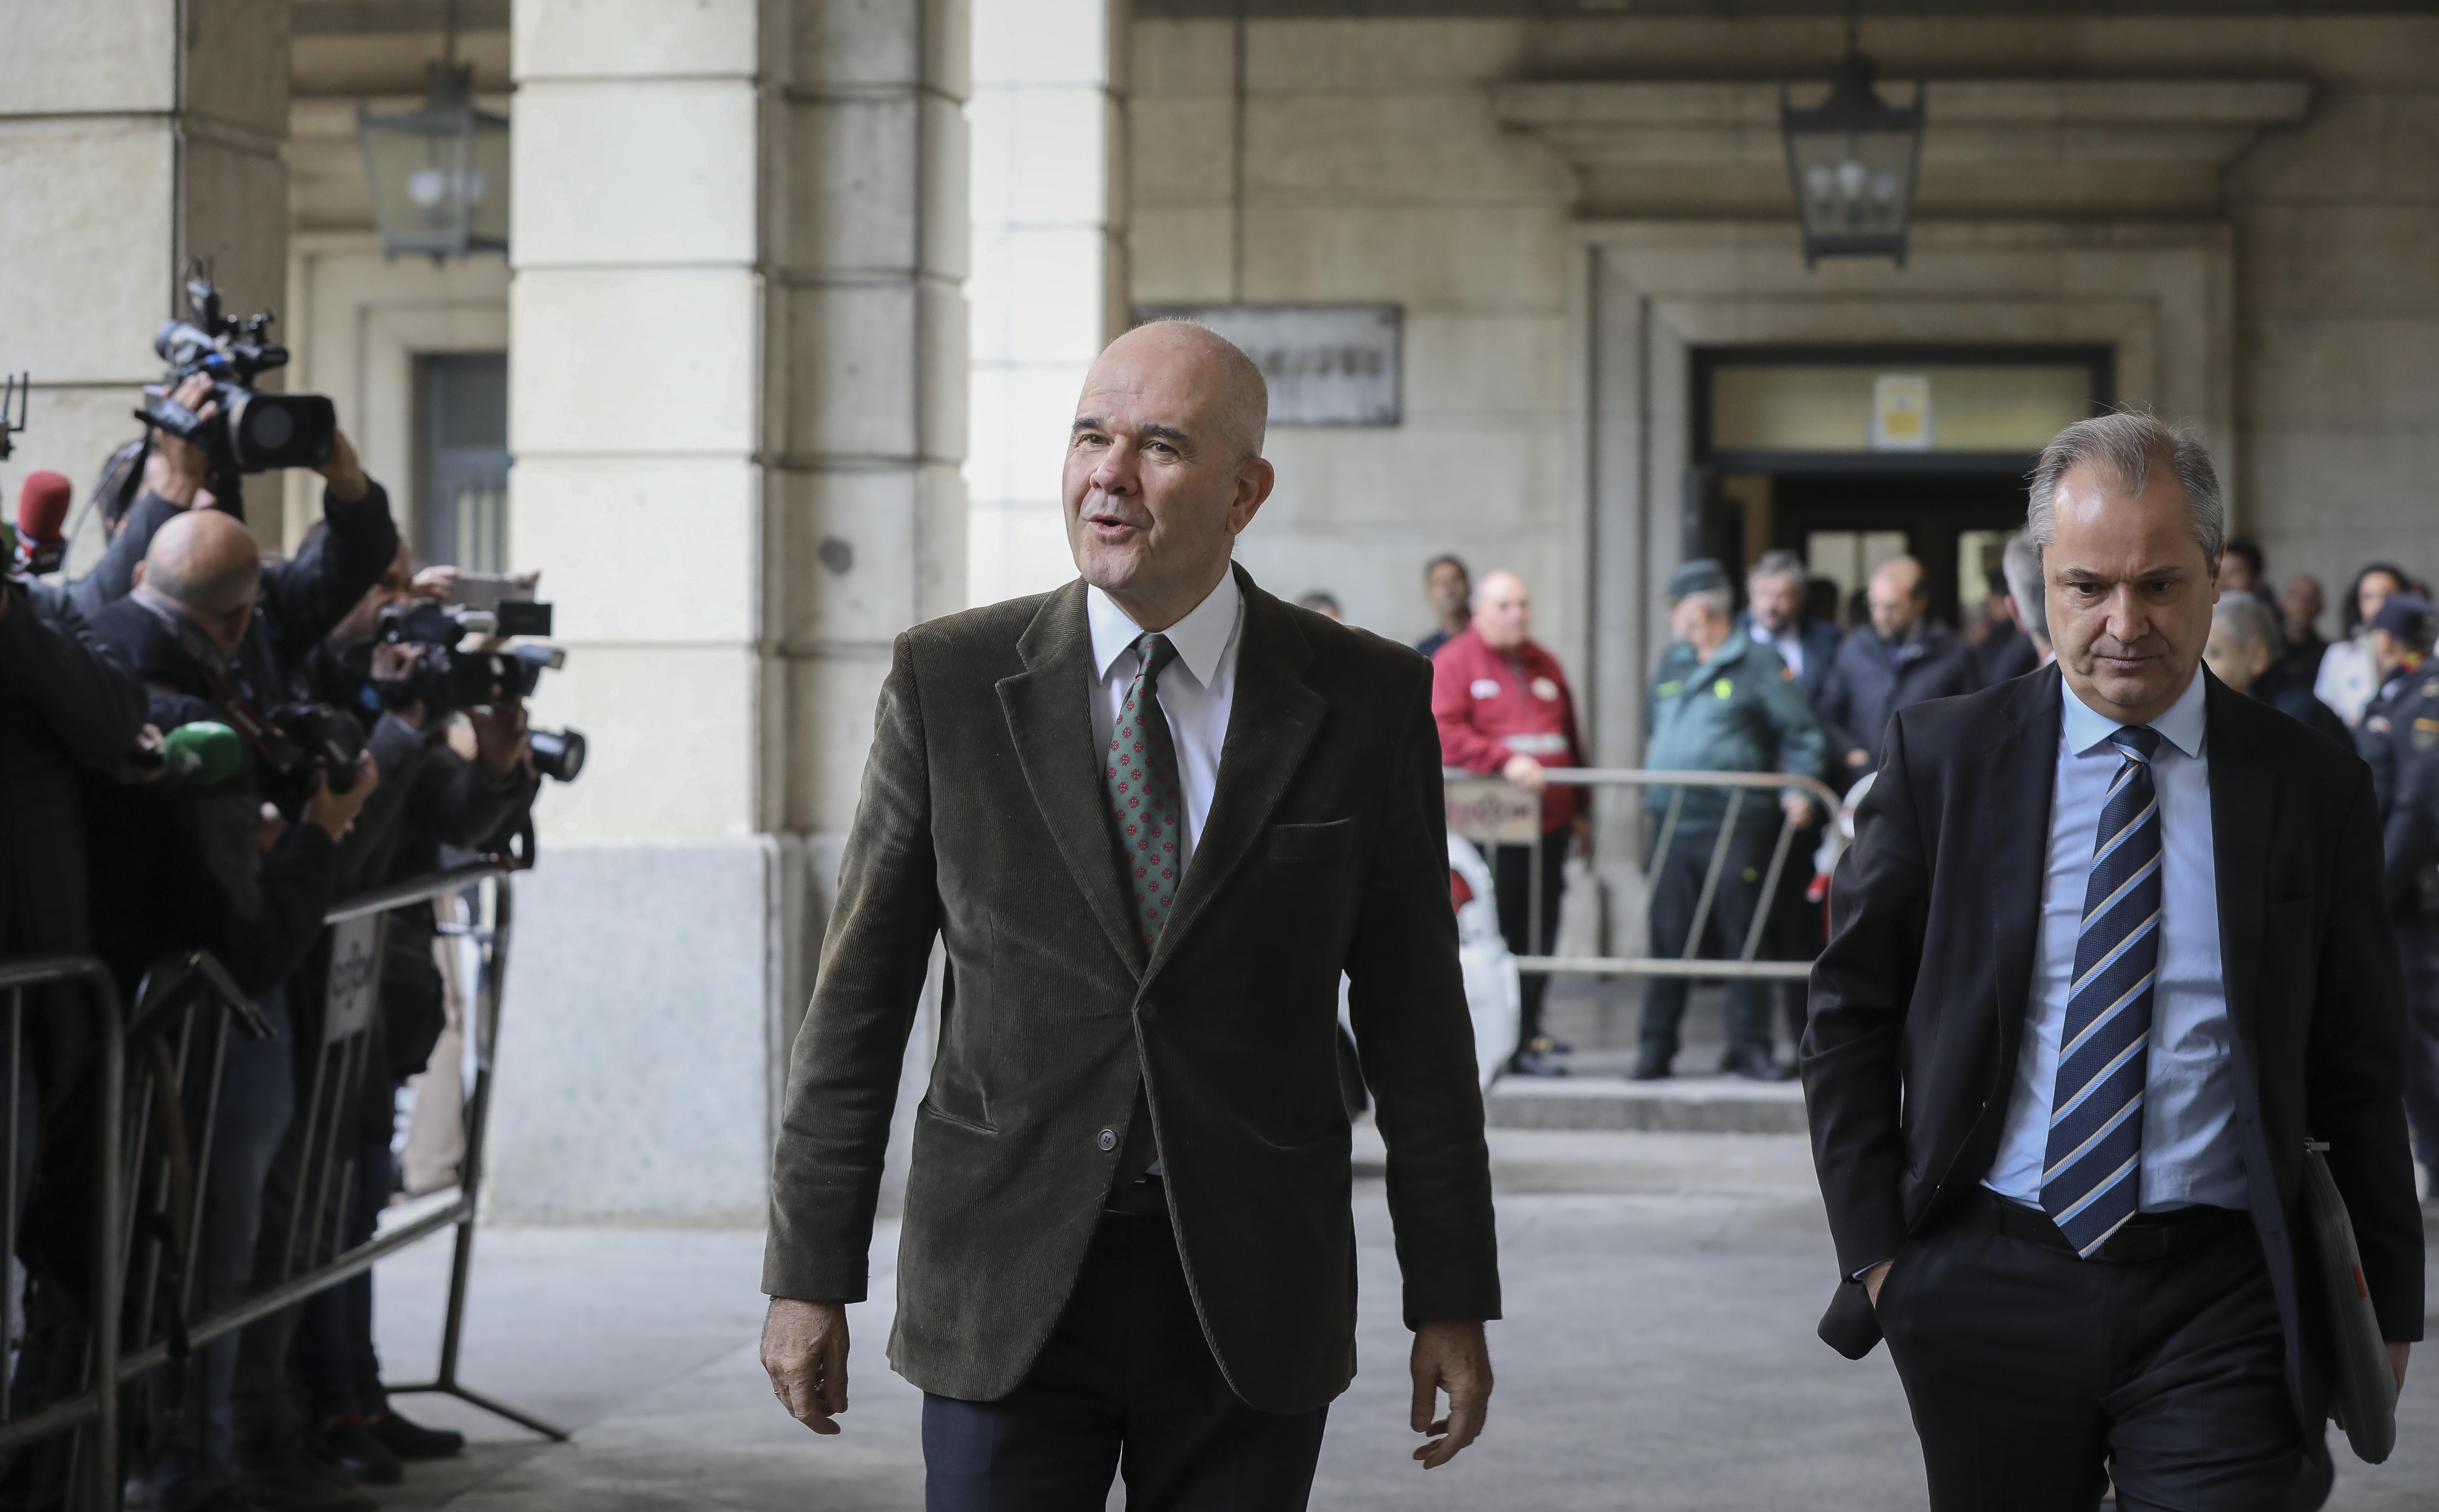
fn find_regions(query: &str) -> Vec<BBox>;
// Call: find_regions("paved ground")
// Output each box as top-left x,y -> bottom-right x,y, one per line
359,1131 -> 2438,1510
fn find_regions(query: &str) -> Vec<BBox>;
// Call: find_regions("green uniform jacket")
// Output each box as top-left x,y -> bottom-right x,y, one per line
1644,630 -> 1826,831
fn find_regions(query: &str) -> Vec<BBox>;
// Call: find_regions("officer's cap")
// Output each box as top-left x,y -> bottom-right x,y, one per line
2371,593 -> 2438,651
1668,558 -> 1730,601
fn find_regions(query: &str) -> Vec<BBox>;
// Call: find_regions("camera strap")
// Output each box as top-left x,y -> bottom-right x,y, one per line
139,594 -> 302,768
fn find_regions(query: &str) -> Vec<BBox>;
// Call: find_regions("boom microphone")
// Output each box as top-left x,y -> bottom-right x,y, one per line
13,469 -> 71,575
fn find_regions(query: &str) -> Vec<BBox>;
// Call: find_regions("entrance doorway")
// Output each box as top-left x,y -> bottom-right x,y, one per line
1686,344 -> 2113,631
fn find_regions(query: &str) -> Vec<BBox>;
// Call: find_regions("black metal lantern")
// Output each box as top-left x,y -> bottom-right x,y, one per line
1779,51 -> 1924,270
357,57 -> 509,263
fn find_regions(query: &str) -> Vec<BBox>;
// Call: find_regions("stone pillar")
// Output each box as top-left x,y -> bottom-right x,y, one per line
965,0 -> 1125,605
0,0 -> 291,558
494,0 -> 966,1222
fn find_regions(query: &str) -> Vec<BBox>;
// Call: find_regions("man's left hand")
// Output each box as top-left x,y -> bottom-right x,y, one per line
1781,791 -> 1813,829
1409,1320 -> 1492,1469
1571,812 -> 1593,857
314,428 -> 370,504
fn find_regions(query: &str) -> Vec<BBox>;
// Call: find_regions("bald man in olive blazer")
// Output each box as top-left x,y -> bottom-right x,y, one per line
761,323 -> 1500,1511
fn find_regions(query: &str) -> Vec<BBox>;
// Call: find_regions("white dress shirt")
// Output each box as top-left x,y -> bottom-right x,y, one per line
1752,621 -> 1806,680
1983,668 -> 2248,1213
1086,571 -> 1244,876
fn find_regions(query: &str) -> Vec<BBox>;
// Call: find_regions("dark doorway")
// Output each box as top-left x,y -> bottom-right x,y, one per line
417,352 -> 509,570
1771,472 -> 2029,629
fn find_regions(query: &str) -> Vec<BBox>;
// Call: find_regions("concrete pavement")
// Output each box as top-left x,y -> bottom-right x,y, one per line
361,1131 -> 2437,1509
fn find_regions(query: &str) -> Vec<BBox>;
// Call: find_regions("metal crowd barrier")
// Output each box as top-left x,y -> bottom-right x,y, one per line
1445,766 -> 1848,981
0,863 -> 563,1511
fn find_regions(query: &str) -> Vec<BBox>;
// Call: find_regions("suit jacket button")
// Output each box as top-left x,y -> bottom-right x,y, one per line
1098,1128 -> 1118,1152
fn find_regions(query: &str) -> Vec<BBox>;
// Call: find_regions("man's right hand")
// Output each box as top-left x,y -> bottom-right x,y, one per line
305,753 -> 380,841
1864,1259 -> 1893,1307
1501,752 -> 1547,793
763,1297 -> 850,1435
1845,748 -> 1871,770
144,374 -> 218,507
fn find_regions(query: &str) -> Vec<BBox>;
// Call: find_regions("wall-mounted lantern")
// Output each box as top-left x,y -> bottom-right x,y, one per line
1780,51 -> 1924,269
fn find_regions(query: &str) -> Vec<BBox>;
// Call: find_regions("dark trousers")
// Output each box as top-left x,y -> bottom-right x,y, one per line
1638,826 -> 1772,1065
1879,1191 -> 2305,1512
922,1212 -> 1328,1512
2399,913 -> 2439,1177
1490,834 -> 1569,1049
1762,823 -> 1823,1052
300,1140 -> 393,1421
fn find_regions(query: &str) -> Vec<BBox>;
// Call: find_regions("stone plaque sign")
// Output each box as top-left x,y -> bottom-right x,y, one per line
323,914 -> 385,1044
1132,304 -> 1401,426
1445,777 -> 1542,846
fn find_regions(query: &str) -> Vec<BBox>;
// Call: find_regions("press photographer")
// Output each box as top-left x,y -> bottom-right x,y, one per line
76,505 -> 389,1512
0,463 -> 147,1212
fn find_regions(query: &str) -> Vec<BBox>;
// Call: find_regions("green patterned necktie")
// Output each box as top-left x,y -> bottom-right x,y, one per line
1105,632 -> 1184,951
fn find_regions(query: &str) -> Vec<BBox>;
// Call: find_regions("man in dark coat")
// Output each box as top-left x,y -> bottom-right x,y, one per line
1804,414 -> 2418,1510
1816,554 -> 1978,785
759,322 -> 1499,1511
0,562 -> 147,1201
2204,592 -> 2352,750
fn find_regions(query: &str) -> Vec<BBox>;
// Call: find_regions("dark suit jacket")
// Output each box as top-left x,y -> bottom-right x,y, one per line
1734,611 -> 1842,707
1802,664 -> 2424,1421
1816,621 -> 1979,776
762,567 -> 1501,1414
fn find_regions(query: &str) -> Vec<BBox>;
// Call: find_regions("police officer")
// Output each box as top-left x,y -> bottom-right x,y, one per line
2358,592 -> 2439,1185
1636,559 -> 1824,1081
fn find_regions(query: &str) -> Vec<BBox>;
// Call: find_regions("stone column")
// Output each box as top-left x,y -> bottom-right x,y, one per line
494,0 -> 965,1222
965,0 -> 1125,605
0,0 -> 291,557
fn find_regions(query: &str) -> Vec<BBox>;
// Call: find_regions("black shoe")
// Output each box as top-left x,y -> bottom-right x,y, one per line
1629,1052 -> 1671,1081
232,1437 -> 376,1512
368,1408 -> 466,1462
317,1418 -> 404,1487
1506,1047 -> 1568,1078
1720,1046 -> 1778,1081
1528,1034 -> 1575,1057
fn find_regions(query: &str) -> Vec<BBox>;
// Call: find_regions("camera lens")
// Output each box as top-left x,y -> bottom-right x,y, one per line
529,727 -> 587,784
249,404 -> 295,449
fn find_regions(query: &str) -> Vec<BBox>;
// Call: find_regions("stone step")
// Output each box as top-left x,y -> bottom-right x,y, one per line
1484,1073 -> 1810,1135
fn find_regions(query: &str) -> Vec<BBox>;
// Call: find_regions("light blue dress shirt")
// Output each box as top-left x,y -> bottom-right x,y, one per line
1983,669 -> 2248,1213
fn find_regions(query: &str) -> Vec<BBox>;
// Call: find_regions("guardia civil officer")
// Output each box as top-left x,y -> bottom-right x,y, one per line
2357,592 -> 2439,1181
1636,559 -> 1824,1081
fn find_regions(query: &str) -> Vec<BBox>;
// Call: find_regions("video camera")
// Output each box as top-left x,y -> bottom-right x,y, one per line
138,264 -> 336,515
374,576 -> 587,784
256,702 -> 370,815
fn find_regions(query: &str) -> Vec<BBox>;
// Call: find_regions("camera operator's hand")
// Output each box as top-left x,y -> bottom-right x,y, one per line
112,724 -> 169,785
313,428 -> 371,504
144,374 -> 218,507
469,698 -> 532,781
371,642 -> 428,728
305,752 -> 381,841
410,564 -> 458,601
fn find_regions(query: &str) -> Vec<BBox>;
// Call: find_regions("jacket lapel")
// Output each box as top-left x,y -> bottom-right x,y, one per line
1984,664 -> 2065,1106
996,581 -> 1146,976
1145,567 -> 1324,982
2203,671 -> 2270,1067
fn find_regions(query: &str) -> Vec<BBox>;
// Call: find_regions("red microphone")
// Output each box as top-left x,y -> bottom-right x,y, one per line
14,469 -> 70,575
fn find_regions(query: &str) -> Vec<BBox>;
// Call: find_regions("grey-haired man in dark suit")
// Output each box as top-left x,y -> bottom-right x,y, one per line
758,321 -> 1501,1511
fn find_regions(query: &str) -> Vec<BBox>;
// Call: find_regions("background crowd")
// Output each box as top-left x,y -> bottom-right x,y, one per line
1332,534 -> 2439,1209
1,384 -> 548,1512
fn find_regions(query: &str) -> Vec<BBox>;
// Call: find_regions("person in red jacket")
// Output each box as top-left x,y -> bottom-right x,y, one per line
1433,569 -> 1589,1077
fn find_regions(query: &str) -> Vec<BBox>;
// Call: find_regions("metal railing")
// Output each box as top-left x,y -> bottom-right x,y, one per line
1445,766 -> 1846,981
0,863 -> 563,1509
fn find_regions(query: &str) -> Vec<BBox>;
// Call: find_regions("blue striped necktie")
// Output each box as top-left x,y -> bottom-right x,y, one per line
2041,724 -> 2165,1258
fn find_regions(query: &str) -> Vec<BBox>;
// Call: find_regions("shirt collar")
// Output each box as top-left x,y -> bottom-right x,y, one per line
1086,568 -> 1243,690
2060,661 -> 2207,760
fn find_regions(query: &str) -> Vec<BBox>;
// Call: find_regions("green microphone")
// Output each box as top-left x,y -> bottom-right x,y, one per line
161,720 -> 242,787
